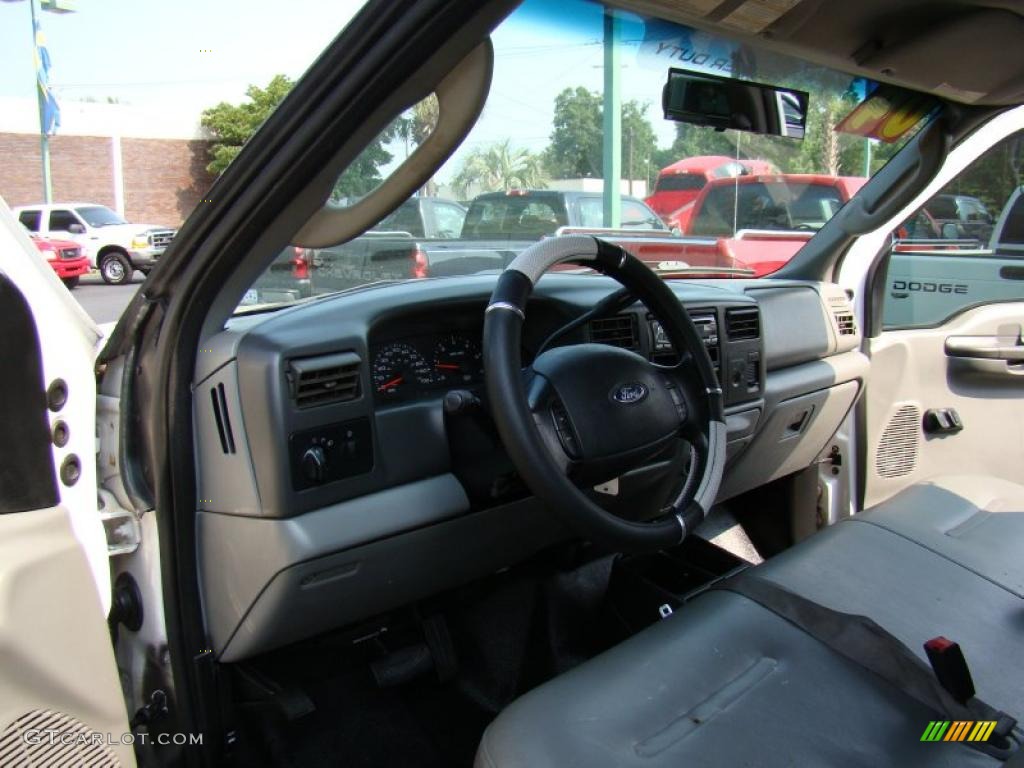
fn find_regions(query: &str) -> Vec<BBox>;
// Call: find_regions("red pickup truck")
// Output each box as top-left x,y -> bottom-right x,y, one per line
645,155 -> 778,232
31,235 -> 90,289
676,174 -> 868,276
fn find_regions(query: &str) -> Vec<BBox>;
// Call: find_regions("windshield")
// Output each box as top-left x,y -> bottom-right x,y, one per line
240,0 -> 933,309
76,205 -> 127,227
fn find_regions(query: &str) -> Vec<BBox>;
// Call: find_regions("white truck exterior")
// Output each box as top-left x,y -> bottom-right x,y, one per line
12,202 -> 176,285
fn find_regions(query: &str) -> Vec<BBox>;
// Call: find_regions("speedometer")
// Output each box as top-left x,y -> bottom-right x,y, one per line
433,333 -> 483,385
372,342 -> 437,397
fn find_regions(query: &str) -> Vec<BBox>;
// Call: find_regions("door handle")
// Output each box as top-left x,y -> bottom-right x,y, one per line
945,335 -> 1024,362
946,334 -> 1024,377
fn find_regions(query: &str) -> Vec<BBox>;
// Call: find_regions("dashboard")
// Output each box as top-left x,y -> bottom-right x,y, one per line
192,273 -> 867,662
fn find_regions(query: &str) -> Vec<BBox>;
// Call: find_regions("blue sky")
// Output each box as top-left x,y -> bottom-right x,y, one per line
0,0 -> 365,111
0,0 -> 756,183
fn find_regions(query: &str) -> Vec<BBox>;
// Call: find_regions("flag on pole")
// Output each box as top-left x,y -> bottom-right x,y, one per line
34,19 -> 60,135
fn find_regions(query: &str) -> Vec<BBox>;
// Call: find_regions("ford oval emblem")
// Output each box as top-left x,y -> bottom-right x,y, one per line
611,382 -> 648,404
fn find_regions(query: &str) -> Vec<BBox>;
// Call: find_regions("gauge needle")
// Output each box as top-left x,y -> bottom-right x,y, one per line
435,363 -> 460,371
378,375 -> 404,391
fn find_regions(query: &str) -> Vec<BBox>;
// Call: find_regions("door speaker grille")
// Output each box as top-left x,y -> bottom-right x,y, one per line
0,709 -> 118,767
875,404 -> 921,478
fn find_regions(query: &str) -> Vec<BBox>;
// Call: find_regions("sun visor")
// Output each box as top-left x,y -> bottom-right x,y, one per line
856,9 -> 1024,105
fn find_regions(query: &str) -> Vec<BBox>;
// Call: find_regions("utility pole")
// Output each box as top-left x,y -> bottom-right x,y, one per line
602,10 -> 621,228
627,128 -> 634,196
14,0 -> 76,203
29,0 -> 53,202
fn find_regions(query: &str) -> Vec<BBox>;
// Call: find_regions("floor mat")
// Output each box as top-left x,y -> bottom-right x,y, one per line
253,663 -> 489,768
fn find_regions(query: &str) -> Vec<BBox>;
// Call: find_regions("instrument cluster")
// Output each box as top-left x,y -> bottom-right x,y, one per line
371,330 -> 484,404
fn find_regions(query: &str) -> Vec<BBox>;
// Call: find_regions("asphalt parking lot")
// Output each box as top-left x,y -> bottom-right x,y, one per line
73,271 -> 145,325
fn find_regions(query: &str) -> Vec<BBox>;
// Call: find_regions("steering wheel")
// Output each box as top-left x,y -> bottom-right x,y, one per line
483,235 -> 726,553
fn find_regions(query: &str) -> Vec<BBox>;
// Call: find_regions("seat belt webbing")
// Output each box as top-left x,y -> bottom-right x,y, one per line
714,572 -> 1019,757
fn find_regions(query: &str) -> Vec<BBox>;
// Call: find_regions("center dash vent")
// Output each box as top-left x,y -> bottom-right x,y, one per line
287,351 -> 362,409
725,307 -> 760,340
590,314 -> 639,350
834,312 -> 857,336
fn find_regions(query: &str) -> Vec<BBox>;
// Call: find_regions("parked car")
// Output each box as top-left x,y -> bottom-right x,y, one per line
29,234 -> 90,289
645,155 -> 778,231
458,189 -> 739,272
246,197 -> 471,305
246,191 -> 738,306
13,202 -> 176,285
677,174 -> 867,276
923,193 -> 995,243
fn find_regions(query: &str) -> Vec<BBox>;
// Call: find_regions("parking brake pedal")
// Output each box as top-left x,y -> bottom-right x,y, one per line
234,665 -> 315,722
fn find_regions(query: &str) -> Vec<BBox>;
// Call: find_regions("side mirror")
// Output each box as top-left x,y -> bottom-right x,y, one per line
941,222 -> 960,239
68,223 -> 86,234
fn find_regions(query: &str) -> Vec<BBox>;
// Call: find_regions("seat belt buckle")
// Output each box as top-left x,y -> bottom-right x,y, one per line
924,636 -> 976,704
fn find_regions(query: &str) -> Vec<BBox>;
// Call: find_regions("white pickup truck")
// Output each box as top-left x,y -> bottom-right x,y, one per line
13,202 -> 176,285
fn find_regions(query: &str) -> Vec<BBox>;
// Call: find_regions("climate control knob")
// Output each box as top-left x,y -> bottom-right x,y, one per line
301,445 -> 327,484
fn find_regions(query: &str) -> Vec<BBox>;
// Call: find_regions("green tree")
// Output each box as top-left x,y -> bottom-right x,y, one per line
452,140 -> 547,197
201,75 -> 294,176
622,100 -> 659,189
545,87 -> 660,184
546,87 -> 603,178
393,94 -> 440,195
202,75 -> 398,197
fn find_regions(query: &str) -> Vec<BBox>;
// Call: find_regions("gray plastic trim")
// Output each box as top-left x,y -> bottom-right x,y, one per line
193,361 -> 263,515
717,349 -> 868,504
198,473 -> 470,658
694,419 -> 727,512
506,235 -> 599,285
746,285 -> 832,371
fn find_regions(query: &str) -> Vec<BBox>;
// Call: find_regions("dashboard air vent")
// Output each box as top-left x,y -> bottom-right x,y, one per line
287,351 -> 362,409
834,312 -> 857,336
210,382 -> 236,455
725,307 -> 760,340
590,314 -> 639,350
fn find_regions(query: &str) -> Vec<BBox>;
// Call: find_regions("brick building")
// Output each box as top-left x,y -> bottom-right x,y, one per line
0,98 -> 215,227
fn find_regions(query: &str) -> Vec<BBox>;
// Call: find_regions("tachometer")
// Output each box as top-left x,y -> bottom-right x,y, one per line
432,333 -> 483,386
372,342 -> 437,397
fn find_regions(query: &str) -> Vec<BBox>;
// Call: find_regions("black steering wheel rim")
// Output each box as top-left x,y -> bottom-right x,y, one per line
483,235 -> 727,553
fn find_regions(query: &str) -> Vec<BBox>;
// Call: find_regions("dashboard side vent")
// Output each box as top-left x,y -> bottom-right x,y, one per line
834,312 -> 857,336
210,382 -> 236,455
590,314 -> 639,350
725,307 -> 760,340
287,351 -> 362,409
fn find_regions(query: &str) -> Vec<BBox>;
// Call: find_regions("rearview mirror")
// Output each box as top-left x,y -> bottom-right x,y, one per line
68,223 -> 86,234
662,68 -> 808,139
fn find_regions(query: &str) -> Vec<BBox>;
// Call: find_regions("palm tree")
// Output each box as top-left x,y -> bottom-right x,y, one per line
452,140 -> 547,197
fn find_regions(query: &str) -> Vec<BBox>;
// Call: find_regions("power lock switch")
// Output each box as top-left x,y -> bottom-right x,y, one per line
923,408 -> 964,435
